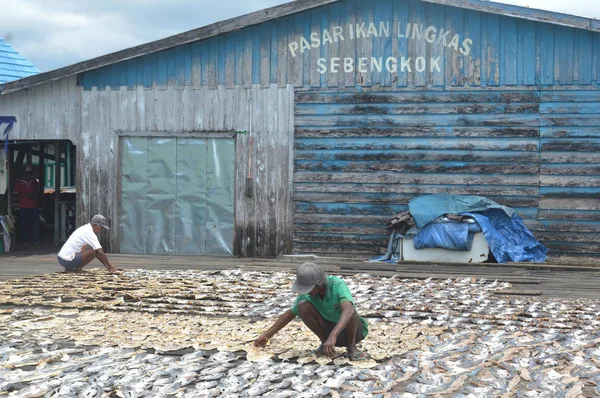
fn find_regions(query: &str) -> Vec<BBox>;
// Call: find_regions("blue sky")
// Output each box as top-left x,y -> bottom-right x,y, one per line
2,0 -> 599,72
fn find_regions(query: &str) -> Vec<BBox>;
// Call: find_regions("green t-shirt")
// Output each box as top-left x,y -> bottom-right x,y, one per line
290,276 -> 368,337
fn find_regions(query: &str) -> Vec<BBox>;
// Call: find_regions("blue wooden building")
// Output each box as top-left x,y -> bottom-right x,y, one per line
0,0 -> 599,259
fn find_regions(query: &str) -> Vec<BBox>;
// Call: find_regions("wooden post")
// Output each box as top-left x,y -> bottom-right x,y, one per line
7,145 -> 13,217
7,145 -> 15,249
25,143 -> 32,167
54,141 -> 61,246
70,142 -> 76,186
38,142 -> 46,198
38,143 -> 46,243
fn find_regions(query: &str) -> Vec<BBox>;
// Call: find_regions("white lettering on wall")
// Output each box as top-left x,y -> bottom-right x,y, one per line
288,21 -> 473,58
385,57 -> 397,73
289,19 -> 475,77
344,57 -> 353,73
317,56 -> 445,75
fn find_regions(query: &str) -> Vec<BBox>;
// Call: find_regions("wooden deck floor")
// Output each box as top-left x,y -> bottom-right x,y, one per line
1,245 -> 599,300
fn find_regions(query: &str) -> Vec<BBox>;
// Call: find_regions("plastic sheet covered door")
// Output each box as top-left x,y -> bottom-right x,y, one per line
119,137 -> 235,255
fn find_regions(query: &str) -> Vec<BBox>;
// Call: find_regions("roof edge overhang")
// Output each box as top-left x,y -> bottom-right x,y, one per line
425,0 -> 600,31
2,0 -> 599,95
0,0 -> 338,95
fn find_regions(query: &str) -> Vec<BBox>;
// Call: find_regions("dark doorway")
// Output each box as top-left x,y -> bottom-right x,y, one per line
1,140 -> 76,252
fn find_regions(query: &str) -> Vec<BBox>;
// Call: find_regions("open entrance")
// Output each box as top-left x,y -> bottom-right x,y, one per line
1,140 -> 76,252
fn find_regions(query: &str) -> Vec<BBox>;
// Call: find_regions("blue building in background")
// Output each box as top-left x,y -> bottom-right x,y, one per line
0,39 -> 39,84
0,0 -> 599,259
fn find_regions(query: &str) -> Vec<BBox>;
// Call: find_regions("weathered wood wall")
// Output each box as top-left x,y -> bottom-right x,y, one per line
294,89 -> 542,255
0,76 -> 81,141
81,84 -> 294,256
0,76 -> 85,236
2,0 -> 600,258
0,83 -> 294,256
538,91 -> 600,257
294,88 -> 600,258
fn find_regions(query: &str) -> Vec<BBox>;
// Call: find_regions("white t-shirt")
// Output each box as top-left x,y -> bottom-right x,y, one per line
58,223 -> 102,261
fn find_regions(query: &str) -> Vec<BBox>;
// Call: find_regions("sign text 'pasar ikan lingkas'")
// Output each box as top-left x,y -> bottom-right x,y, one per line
288,21 -> 474,75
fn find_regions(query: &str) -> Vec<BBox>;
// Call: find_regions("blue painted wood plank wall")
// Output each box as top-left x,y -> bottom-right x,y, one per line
294,90 -> 542,254
79,0 -> 600,258
81,0 -> 600,90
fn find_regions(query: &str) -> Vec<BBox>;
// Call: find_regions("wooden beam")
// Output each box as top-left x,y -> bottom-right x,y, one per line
7,146 -> 13,217
38,143 -> 45,200
13,145 -> 26,169
69,142 -> 76,187
25,144 -> 32,166
54,141 -> 61,245
493,290 -> 542,296
115,131 -> 237,138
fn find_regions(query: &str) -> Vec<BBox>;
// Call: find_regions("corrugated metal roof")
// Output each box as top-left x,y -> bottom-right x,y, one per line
1,0 -> 599,94
0,38 -> 40,84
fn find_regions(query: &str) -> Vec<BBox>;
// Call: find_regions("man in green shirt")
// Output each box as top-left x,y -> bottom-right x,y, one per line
254,262 -> 369,359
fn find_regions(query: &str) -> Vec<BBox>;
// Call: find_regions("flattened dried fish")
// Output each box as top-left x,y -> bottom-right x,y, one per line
297,355 -> 316,364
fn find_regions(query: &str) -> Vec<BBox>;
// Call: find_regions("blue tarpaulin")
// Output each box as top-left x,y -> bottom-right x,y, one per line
463,209 -> 548,263
373,194 -> 548,263
409,194 -> 514,229
413,220 -> 482,251
407,194 -> 547,263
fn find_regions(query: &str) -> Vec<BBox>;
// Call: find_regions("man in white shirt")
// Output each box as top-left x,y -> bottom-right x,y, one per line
57,214 -> 117,273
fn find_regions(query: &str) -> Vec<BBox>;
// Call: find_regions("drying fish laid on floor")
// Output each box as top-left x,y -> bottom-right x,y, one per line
0,268 -> 600,396
0,308 -> 440,362
245,344 -> 274,363
0,269 -> 597,333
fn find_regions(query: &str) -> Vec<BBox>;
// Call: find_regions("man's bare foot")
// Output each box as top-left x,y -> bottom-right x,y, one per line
346,350 -> 368,360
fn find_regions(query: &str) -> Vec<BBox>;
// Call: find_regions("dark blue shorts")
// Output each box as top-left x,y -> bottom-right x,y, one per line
323,319 -> 366,347
58,252 -> 83,271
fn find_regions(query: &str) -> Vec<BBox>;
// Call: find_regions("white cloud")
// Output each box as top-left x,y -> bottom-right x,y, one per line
3,0 -> 91,29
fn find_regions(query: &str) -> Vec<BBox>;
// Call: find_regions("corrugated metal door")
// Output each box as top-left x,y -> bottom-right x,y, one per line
294,90 -> 541,256
119,137 -> 235,255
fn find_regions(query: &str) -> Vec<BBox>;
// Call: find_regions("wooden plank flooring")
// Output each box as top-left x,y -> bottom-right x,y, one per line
1,246 -> 600,300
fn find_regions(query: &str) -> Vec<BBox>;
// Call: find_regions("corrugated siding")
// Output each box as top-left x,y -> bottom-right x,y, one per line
539,91 -> 600,257
80,0 -> 600,91
294,89 -> 541,255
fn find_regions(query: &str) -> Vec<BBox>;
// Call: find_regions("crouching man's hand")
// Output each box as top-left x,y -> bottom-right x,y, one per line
254,334 -> 269,348
107,265 -> 119,274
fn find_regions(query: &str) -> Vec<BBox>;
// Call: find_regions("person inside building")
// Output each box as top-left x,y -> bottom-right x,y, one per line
14,164 -> 40,247
254,262 -> 369,359
57,214 -> 118,273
